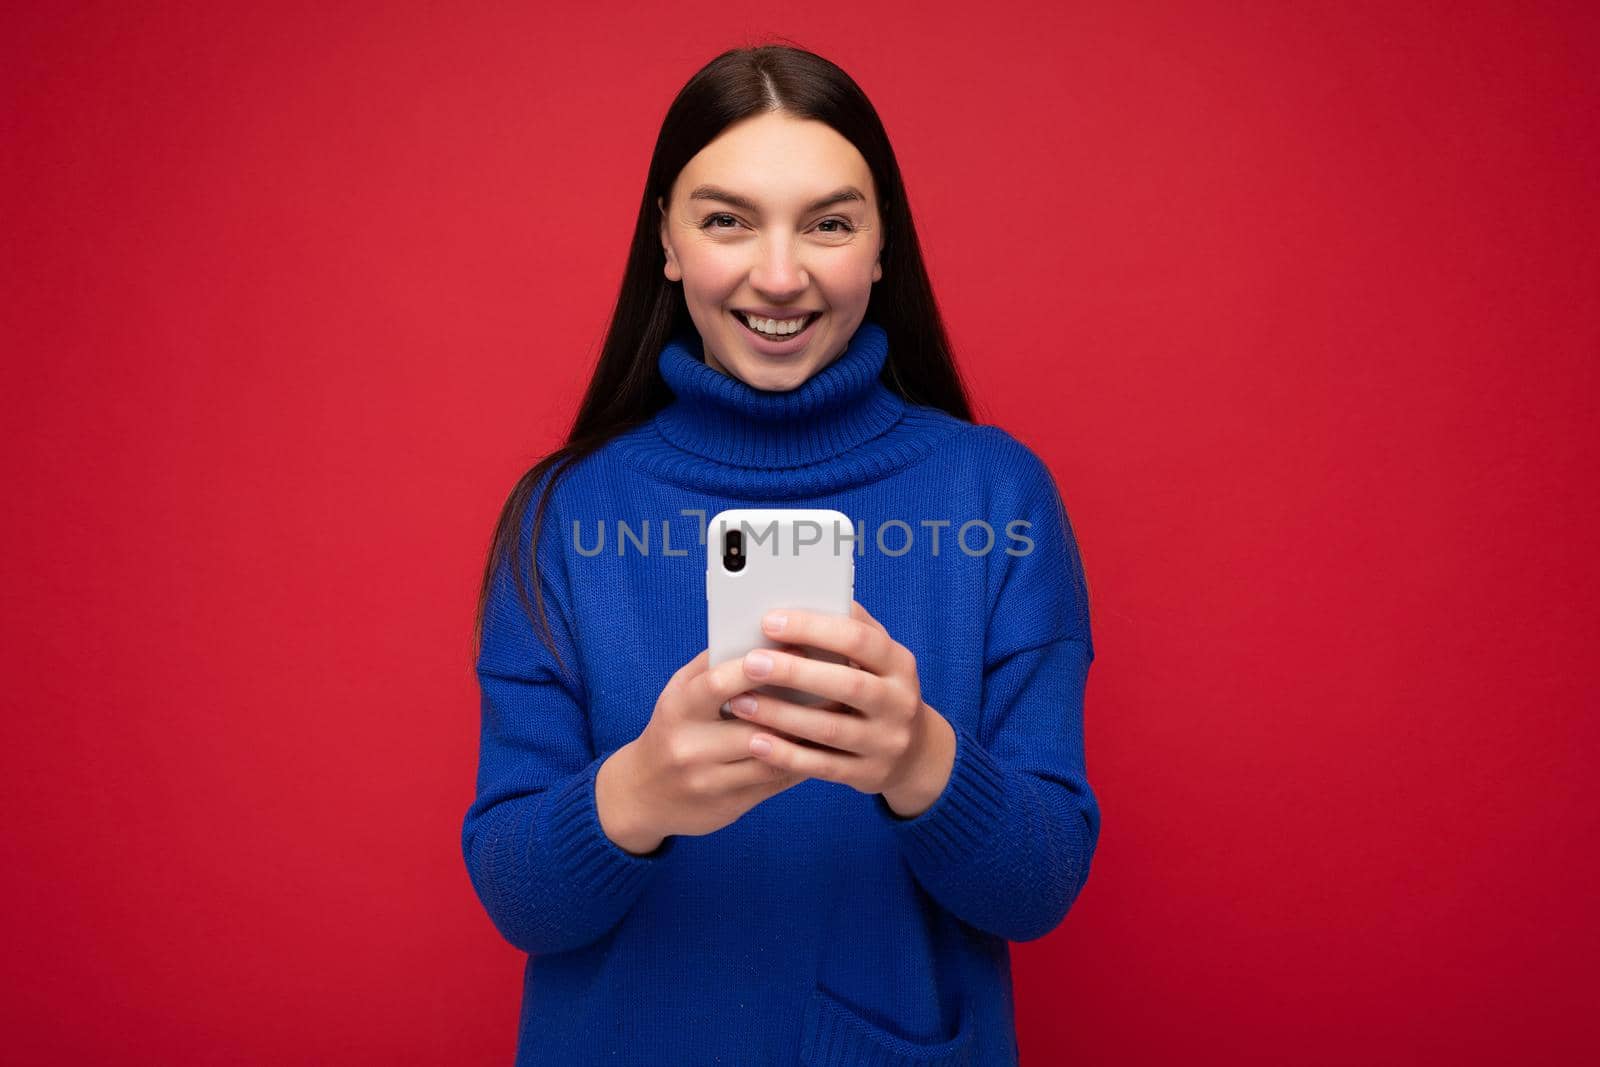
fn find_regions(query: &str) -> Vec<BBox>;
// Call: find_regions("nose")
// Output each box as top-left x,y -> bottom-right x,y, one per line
748,235 -> 808,299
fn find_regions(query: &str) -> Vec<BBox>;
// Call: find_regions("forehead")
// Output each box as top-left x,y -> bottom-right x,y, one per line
675,113 -> 875,208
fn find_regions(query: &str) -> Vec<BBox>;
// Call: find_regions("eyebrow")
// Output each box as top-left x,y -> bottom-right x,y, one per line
687,184 -> 867,214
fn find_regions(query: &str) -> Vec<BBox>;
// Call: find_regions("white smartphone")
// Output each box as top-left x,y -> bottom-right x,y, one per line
707,508 -> 856,719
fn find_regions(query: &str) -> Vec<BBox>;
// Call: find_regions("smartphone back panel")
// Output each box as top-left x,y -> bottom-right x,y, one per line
707,508 -> 855,711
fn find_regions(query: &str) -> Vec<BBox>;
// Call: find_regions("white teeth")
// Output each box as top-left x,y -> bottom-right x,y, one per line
741,312 -> 811,336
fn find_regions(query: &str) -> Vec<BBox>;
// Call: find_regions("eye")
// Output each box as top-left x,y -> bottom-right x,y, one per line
700,214 -> 856,234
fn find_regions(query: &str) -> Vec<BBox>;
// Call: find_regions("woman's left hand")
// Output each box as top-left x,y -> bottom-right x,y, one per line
729,600 -> 956,817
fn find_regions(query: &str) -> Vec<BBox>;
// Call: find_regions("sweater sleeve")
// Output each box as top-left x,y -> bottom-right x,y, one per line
873,437 -> 1100,942
461,485 -> 675,956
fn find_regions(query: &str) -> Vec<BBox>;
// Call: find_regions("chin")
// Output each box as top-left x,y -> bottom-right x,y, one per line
740,363 -> 811,392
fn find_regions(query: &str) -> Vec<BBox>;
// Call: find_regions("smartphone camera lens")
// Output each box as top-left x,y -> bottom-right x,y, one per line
723,528 -> 745,573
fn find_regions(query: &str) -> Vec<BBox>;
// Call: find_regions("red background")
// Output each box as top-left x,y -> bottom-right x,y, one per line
4,2 -> 1597,1063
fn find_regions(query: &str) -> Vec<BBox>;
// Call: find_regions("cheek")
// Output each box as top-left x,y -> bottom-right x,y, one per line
677,244 -> 745,291
838,244 -> 881,278
816,256 -> 879,300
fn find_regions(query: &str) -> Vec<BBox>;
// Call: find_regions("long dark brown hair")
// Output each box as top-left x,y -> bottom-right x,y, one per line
474,42 -> 979,672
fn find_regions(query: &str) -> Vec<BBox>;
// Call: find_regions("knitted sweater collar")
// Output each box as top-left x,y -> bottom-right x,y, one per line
653,318 -> 905,470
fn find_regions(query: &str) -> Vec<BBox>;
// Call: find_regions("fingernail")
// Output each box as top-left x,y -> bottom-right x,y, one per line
763,612 -> 787,634
730,694 -> 758,716
745,650 -> 773,677
750,736 -> 772,756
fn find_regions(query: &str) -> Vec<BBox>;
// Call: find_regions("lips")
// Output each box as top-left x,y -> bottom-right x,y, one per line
733,309 -> 822,335
732,312 -> 821,350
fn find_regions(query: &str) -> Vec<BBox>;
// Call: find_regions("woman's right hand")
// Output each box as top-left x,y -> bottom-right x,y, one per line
595,648 -> 808,854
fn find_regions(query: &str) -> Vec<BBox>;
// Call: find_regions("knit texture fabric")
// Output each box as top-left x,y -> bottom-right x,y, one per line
462,318 -> 1099,1066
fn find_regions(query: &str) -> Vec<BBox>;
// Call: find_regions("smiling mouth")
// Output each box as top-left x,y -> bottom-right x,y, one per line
732,310 -> 822,339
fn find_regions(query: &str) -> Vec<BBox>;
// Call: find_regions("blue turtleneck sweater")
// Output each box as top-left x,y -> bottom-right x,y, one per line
462,319 -> 1098,1066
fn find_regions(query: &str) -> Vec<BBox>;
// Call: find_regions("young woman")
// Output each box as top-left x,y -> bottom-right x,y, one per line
462,44 -> 1099,1067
